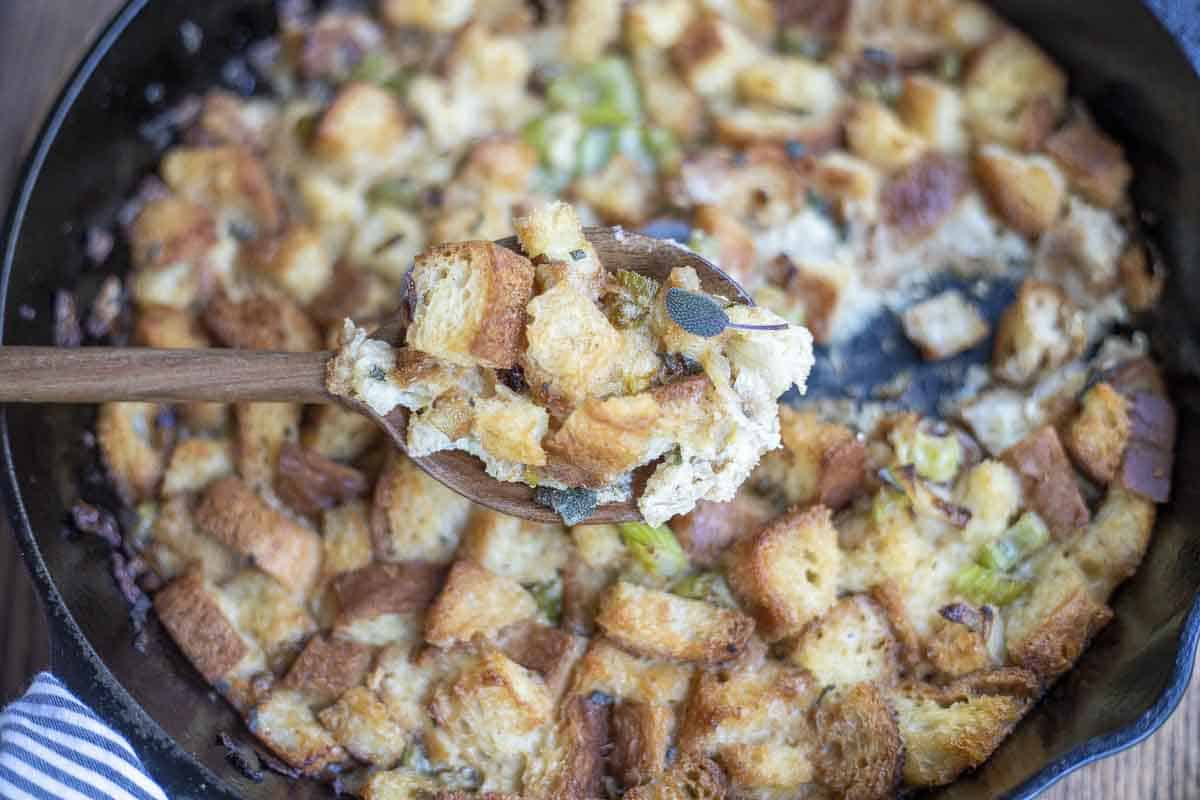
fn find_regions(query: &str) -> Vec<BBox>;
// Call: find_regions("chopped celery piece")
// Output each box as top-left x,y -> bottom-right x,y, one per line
294,110 -> 322,145
367,177 -> 418,208
606,269 -> 660,328
672,572 -> 735,607
522,112 -> 584,175
872,487 -> 910,529
894,427 -> 963,483
954,564 -> 1028,606
547,57 -> 641,126
937,51 -> 962,82
643,125 -> 681,172
619,522 -> 689,578
528,578 -> 563,624
980,511 -> 1049,571
617,269 -> 660,306
780,27 -> 828,60
578,127 -> 615,175
687,230 -> 721,263
349,52 -> 396,85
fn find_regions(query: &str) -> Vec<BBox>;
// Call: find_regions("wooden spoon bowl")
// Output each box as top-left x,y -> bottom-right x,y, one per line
0,227 -> 752,524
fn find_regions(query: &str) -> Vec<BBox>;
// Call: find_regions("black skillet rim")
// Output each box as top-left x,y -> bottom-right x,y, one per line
1,1 -> 1198,798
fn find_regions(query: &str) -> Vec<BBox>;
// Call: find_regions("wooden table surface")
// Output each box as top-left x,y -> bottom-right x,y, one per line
0,2 -> 1197,798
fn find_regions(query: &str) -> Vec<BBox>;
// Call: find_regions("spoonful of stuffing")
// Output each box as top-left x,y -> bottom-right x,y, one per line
0,202 -> 813,525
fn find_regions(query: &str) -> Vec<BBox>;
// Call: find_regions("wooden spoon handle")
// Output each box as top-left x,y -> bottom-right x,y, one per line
0,347 -> 333,404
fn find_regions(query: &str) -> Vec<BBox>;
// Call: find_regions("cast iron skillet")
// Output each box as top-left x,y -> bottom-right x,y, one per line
4,1 -> 1200,798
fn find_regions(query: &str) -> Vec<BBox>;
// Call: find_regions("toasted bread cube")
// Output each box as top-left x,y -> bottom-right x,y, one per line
154,571 -> 256,684
692,204 -> 758,286
1005,549 -> 1113,680
130,262 -> 206,311
846,100 -> 925,174
1034,196 -> 1128,296
813,683 -> 903,800
569,638 -> 694,705
97,401 -> 167,503
496,622 -> 589,699
679,661 -> 816,756
611,700 -> 673,786
459,510 -> 569,584
812,152 -> 882,222
992,279 -> 1085,385
958,459 -> 1024,542
1044,119 -> 1132,209
719,742 -> 814,793
297,171 -> 368,231
195,476 -> 321,594
245,225 -> 333,305
381,0 -> 473,31
514,202 -> 604,298
632,47 -> 707,145
320,501 -> 373,579
143,495 -> 240,583
333,561 -> 445,628
425,560 -> 539,647
544,394 -> 662,487
623,754 -> 727,800
427,649 -> 555,788
235,401 -> 301,494
1001,427 -> 1089,539
1065,382 -> 1131,484
162,436 -> 233,496
898,75 -> 966,153
672,14 -> 761,96
191,90 -> 275,150
565,0 -> 622,62
133,305 -> 210,349
940,1 -> 1000,49
789,594 -> 900,687
975,145 -> 1066,238
282,634 -> 373,704
372,453 -> 474,563
302,404 -> 379,463
313,83 -> 407,167
129,195 -> 219,276
879,152 -> 970,243
471,385 -> 550,467
220,569 -> 319,669
595,581 -> 754,664
349,206 -> 426,285
362,771 -> 442,800
405,241 -> 534,370
317,687 -> 409,767
522,694 -> 611,798
626,0 -> 696,49
1119,243 -> 1165,313
204,289 -> 321,352
1068,484 -> 1156,599
752,407 -> 865,510
249,689 -> 347,775
902,290 -> 988,361
713,103 -> 844,150
523,282 -> 623,407
161,145 -> 283,233
924,613 -> 992,680
964,31 -> 1066,150
890,685 -> 1027,787
574,154 -> 659,227
726,505 -> 841,641
671,494 -> 776,568
737,56 -> 840,114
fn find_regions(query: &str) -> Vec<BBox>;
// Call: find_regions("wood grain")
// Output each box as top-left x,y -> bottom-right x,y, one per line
0,2 -> 1196,798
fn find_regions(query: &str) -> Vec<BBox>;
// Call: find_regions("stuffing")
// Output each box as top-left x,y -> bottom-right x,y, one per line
574,154 -> 659,227
244,225 -> 333,305
143,495 -> 240,583
301,404 -> 380,463
898,75 -> 966,153
726,505 -> 841,641
128,196 -> 219,284
161,146 -> 284,233
924,612 -> 993,680
880,152 -> 970,242
1033,196 -> 1128,301
1068,484 -> 1156,600
514,202 -> 605,299
789,594 -> 901,687
349,206 -> 426,284
975,144 -> 1066,238
496,622 -> 589,699
161,436 -> 234,496
610,699 -> 674,787
234,401 -> 301,497
845,100 -> 926,174
992,279 -> 1086,385
902,290 -> 989,361
737,56 -> 841,115
203,288 -> 321,352
623,754 -> 728,800
248,689 -> 347,775
371,452 -> 474,563
523,281 -> 624,409
218,569 -> 319,670
671,14 -> 762,97
691,204 -> 758,286
521,694 -> 611,798
458,510 -> 569,584
595,581 -> 755,663
1119,389 -> 1176,504
565,0 -> 622,62
632,48 -> 708,144
670,494 -> 776,568
320,501 -> 373,577
153,571 -> 258,684
813,683 -> 903,800
425,560 -> 539,647
1064,382 -> 1131,484
1044,118 -> 1133,209
963,30 -> 1066,150
317,686 -> 409,767
714,103 -> 845,149
332,561 -> 446,627
281,634 -> 374,704
380,0 -> 474,32
97,401 -> 168,503
1119,243 -> 1166,313
193,476 -> 322,594
625,0 -> 696,50
568,638 -> 694,706
752,407 -> 866,509
312,82 -> 407,171
544,394 -> 663,487
1001,426 -> 1089,539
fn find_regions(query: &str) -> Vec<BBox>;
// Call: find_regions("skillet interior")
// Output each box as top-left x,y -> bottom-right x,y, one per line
2,1 -> 1200,798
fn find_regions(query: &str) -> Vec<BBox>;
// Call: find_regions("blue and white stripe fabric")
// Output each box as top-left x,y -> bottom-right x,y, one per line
0,673 -> 166,800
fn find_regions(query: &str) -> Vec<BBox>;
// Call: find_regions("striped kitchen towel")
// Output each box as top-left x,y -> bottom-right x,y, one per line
0,673 -> 167,800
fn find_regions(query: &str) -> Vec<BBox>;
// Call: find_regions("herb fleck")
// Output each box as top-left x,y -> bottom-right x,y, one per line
368,365 -> 387,381
665,288 -> 790,338
534,486 -> 598,526
570,248 -> 587,261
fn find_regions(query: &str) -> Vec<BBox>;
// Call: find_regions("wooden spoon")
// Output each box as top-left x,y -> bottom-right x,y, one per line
0,228 -> 752,524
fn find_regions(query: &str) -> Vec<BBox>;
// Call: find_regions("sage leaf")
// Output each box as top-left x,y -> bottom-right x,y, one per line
534,486 -> 598,526
665,288 -> 790,338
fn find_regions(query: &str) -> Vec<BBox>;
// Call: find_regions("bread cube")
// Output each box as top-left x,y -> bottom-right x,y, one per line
425,560 -> 539,647
632,47 -> 708,144
611,700 -> 673,786
623,754 -> 727,800
565,0 -> 622,62
282,634 -> 373,704
194,476 -> 321,594
939,1 -> 1000,49
1033,196 -> 1128,296
129,196 -> 218,274
890,685 -> 1027,787
671,494 -> 776,568
302,404 -> 380,463
568,638 -> 694,705
1064,382 -> 1131,484
522,694 -> 611,798
975,144 -> 1066,237
204,289 -> 321,352
726,505 -> 841,641
406,241 -> 535,370
133,305 -> 209,350
514,202 -> 605,299
737,56 -> 840,114
626,0 -> 696,49
313,82 -> 407,169
496,622 -> 588,699
219,569 -> 319,669
248,689 -> 347,775
812,683 -> 903,800
846,100 -> 925,174
1001,427 -> 1089,539
924,613 -> 991,681
459,510 -> 569,584
880,152 -> 969,242
543,394 -> 662,487
161,146 -> 283,233
349,206 -> 426,284
161,436 -> 233,496
789,594 -> 900,687
97,401 -> 167,503
898,75 -> 966,153
902,290 -> 988,361
317,686 -> 409,767
992,279 -> 1085,385
143,495 -> 240,583
333,561 -> 445,627
964,31 -> 1066,150
679,661 -> 817,756
235,401 -> 301,495
380,0 -> 473,31
426,649 -> 555,789
752,407 -> 865,510
1119,243 -> 1165,313
297,171 -> 368,232
523,281 -> 623,407
244,225 -> 333,305
191,91 -> 275,151
361,771 -> 442,800
691,205 -> 758,286
812,152 -> 882,222
1067,485 -> 1155,599
1044,119 -> 1132,209
713,103 -> 844,150
595,581 -> 754,664
371,452 -> 474,563
319,500 -> 373,579
672,14 -> 761,96
574,154 -> 659,227
154,571 -> 256,684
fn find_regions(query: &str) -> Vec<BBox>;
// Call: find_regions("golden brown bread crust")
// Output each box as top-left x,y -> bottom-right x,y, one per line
275,442 -> 369,517
974,145 -> 1065,237
496,621 -> 587,698
1044,118 -> 1132,209
332,561 -> 446,625
472,243 -> 537,368
424,560 -> 539,647
623,753 -> 728,800
611,699 -> 673,787
525,694 -> 611,799
671,495 -> 776,568
543,394 -> 662,488
1008,588 -> 1113,681
194,476 -> 322,593
129,196 -> 218,273
203,289 -> 321,352
281,634 -> 373,703
813,683 -> 903,800
154,572 -> 249,683
161,146 -> 284,233
1001,426 -> 1090,538
1065,382 -> 1131,485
